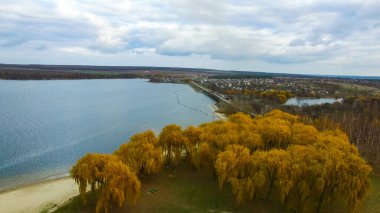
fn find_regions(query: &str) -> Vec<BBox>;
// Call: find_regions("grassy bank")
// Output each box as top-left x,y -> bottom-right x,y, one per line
53,166 -> 380,213
360,174 -> 380,213
53,162 -> 287,213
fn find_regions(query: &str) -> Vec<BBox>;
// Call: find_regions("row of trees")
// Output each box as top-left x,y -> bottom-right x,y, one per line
0,70 -> 139,80
71,131 -> 164,213
224,89 -> 293,104
283,96 -> 380,172
71,110 -> 372,213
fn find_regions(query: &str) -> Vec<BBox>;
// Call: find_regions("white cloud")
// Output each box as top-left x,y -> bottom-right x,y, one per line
0,0 -> 379,76
58,46 -> 99,56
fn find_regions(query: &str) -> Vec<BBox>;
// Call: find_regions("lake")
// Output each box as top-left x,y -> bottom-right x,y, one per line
0,79 -> 216,191
284,97 -> 343,106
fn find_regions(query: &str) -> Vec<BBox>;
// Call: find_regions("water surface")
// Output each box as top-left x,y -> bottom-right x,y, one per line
0,79 -> 216,191
284,97 -> 342,106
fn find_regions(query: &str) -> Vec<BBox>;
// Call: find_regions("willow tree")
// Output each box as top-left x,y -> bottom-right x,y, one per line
213,110 -> 372,213
215,145 -> 271,204
290,123 -> 318,145
260,90 -> 293,104
70,153 -> 141,213
114,130 -> 163,175
159,124 -> 187,165
228,113 -> 263,152
198,120 -> 239,150
190,142 -> 216,170
311,130 -> 372,212
183,126 -> 203,157
189,119 -> 239,170
261,109 -> 299,123
215,145 -> 250,190
254,117 -> 292,149
70,109 -> 372,213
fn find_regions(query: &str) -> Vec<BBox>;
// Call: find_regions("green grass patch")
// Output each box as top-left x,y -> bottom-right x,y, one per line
53,165 -> 380,213
53,191 -> 97,213
359,174 -> 380,213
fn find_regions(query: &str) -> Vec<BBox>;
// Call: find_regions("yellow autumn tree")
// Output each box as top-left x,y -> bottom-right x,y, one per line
189,117 -> 246,170
159,124 -> 188,165
182,125 -> 204,157
190,113 -> 259,167
190,142 -> 216,170
290,123 -> 319,145
114,130 -> 163,175
215,145 -> 273,204
274,131 -> 372,213
215,145 -> 250,190
260,90 -> 293,104
262,109 -> 299,123
254,117 -> 292,149
70,109 -> 372,213
212,110 -> 372,213
70,153 -> 140,213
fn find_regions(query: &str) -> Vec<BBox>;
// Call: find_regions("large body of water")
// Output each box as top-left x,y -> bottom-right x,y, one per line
0,79 -> 216,191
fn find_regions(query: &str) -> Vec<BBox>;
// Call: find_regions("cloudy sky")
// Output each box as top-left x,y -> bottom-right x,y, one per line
0,0 -> 380,76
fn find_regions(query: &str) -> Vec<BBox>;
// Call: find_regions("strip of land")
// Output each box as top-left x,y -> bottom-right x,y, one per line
0,177 -> 78,213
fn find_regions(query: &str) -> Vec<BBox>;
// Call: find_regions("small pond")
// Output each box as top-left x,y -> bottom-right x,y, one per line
284,98 -> 343,106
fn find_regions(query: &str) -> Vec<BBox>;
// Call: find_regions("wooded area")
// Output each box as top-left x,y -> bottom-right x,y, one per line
70,110 -> 372,213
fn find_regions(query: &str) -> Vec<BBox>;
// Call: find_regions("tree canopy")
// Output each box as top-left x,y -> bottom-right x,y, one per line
211,111 -> 372,212
159,124 -> 188,165
114,130 -> 163,175
70,153 -> 140,213
71,110 -> 372,213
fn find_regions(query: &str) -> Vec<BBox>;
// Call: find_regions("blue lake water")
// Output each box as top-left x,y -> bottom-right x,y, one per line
0,79 -> 216,191
284,97 -> 343,106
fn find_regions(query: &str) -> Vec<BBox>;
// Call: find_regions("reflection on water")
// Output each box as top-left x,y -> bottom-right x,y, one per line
284,97 -> 343,106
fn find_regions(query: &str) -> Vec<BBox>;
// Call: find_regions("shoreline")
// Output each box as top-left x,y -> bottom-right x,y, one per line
210,103 -> 227,120
0,176 -> 78,213
0,172 -> 70,194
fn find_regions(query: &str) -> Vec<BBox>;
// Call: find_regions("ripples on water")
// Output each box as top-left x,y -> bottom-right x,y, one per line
0,79 -> 216,191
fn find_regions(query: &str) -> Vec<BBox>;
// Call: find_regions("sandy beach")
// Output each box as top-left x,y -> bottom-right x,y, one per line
0,177 -> 78,213
210,104 -> 227,120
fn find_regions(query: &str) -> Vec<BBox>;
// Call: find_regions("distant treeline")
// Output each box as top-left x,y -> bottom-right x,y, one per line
0,64 -> 220,74
0,70 -> 139,80
1,64 -> 378,80
211,74 -> 273,79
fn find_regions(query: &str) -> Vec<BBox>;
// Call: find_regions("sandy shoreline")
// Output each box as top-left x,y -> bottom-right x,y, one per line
210,103 -> 227,120
0,176 -> 78,213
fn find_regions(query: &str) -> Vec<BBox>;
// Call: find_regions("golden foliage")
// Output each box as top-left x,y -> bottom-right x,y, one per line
114,130 -> 163,175
182,126 -> 203,156
224,89 -> 293,104
159,124 -> 188,165
211,110 -> 372,213
70,154 -> 140,213
215,145 -> 250,190
190,142 -> 215,170
71,109 -> 372,213
290,123 -> 318,145
260,90 -> 293,104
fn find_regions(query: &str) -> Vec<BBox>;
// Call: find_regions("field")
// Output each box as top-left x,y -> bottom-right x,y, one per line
52,162 -> 380,213
332,82 -> 380,97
